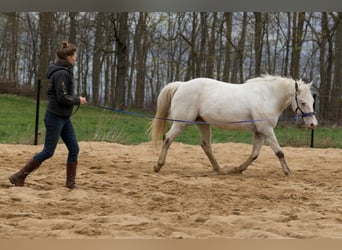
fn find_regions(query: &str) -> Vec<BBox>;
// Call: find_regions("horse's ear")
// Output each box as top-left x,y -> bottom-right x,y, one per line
295,81 -> 299,91
304,81 -> 313,90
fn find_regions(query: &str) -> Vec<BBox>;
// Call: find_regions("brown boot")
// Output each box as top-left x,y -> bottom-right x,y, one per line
66,161 -> 77,189
8,158 -> 41,186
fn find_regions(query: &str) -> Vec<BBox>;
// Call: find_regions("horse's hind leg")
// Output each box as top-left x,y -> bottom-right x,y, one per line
230,132 -> 264,174
154,122 -> 187,172
197,124 -> 222,174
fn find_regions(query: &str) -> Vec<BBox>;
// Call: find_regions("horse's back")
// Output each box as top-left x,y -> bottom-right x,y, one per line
175,78 -> 239,95
185,77 -> 233,88
169,78 -> 247,120
169,77 -> 278,127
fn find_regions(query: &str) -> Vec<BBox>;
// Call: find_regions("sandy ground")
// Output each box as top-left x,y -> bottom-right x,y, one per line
0,141 -> 342,239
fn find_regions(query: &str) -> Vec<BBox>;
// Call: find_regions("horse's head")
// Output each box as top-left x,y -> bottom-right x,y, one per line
291,80 -> 318,129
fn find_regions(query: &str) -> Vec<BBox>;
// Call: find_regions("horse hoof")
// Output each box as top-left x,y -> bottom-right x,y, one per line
284,170 -> 291,177
227,167 -> 243,175
153,165 -> 160,173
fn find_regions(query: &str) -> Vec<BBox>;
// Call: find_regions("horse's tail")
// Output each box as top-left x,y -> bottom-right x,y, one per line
149,81 -> 181,148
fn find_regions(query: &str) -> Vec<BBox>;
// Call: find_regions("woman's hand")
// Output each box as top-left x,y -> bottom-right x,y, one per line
80,96 -> 88,105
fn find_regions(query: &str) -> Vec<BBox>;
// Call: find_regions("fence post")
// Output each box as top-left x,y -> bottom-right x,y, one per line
34,79 -> 41,145
310,93 -> 317,148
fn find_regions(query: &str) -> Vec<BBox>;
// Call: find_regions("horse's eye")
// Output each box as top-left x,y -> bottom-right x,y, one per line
301,102 -> 306,106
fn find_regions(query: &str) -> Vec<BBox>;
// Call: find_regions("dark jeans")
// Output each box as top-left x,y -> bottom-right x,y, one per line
34,111 -> 79,164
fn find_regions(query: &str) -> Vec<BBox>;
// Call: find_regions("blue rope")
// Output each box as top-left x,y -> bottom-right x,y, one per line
90,105 -> 313,125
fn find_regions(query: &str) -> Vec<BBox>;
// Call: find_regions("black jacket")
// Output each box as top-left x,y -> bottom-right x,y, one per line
46,60 -> 80,118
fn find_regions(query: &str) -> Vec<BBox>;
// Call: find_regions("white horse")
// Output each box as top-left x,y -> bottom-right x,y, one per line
149,75 -> 318,176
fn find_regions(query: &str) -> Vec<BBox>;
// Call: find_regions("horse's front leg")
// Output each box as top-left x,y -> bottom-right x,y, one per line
275,151 -> 291,176
229,132 -> 265,174
263,128 -> 291,176
197,124 -> 222,174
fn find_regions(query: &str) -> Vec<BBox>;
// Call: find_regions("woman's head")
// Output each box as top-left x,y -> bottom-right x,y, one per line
56,41 -> 77,65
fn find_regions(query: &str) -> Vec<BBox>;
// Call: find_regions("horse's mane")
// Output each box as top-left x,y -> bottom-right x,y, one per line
245,74 -> 294,84
246,74 -> 309,85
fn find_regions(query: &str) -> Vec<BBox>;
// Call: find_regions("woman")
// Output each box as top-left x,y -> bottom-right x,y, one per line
9,41 -> 87,189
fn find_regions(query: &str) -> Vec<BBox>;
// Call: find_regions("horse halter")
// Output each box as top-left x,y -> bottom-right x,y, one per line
294,81 -> 315,118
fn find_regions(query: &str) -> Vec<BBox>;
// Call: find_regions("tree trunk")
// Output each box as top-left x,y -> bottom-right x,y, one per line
318,12 -> 332,123
231,12 -> 247,83
8,12 -> 19,81
104,16 -> 113,106
25,13 -> 38,86
206,13 -> 217,78
272,13 -> 280,75
290,12 -> 305,79
332,12 -> 342,125
68,12 -> 78,43
114,12 -> 129,109
134,12 -> 148,109
254,12 -> 263,76
283,12 -> 292,76
184,12 -> 198,80
38,12 -> 54,100
196,12 -> 208,77
92,12 -> 104,105
223,12 -> 232,82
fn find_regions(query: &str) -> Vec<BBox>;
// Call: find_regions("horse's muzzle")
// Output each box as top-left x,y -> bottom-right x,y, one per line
304,116 -> 318,129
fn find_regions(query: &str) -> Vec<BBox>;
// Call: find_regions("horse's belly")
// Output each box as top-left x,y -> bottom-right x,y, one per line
200,112 -> 256,131
213,122 -> 256,132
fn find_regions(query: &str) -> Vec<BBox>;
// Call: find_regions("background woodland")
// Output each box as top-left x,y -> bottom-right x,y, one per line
0,12 -> 341,125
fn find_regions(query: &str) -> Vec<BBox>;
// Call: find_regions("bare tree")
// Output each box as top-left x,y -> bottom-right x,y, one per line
75,13 -> 94,98
38,12 -> 54,99
103,14 -> 114,106
184,12 -> 198,80
69,12 -> 78,43
317,12 -> 334,123
253,12 -> 263,76
196,12 -> 208,78
231,12 -> 248,83
24,13 -> 39,86
92,12 -> 104,105
134,12 -> 148,109
8,12 -> 19,81
1,11 -> 341,125
332,12 -> 342,125
222,12 -> 232,82
206,13 -> 217,78
113,12 -> 129,109
290,12 -> 305,79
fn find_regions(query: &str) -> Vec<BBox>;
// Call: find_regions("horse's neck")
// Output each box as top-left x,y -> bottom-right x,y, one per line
273,79 -> 295,112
